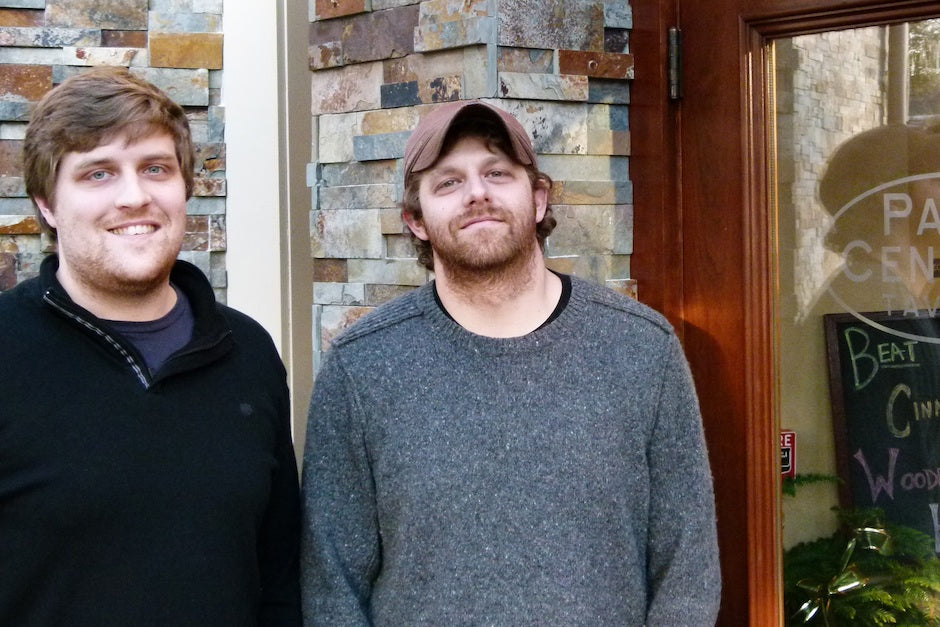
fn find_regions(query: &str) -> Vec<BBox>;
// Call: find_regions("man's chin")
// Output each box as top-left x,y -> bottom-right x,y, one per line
434,243 -> 537,277
112,261 -> 178,293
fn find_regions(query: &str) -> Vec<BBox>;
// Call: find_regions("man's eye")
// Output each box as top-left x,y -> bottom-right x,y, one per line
145,165 -> 167,175
436,179 -> 458,190
88,171 -> 109,181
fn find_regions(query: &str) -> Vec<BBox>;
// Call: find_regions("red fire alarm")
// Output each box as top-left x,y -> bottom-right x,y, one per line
780,430 -> 796,478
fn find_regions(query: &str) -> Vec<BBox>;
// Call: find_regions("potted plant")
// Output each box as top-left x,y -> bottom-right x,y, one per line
783,500 -> 940,625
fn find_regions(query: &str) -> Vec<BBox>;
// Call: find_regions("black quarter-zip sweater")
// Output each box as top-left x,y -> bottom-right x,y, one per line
0,255 -> 301,626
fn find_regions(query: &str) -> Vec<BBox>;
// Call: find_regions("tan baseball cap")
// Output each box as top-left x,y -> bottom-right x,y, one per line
403,100 -> 537,182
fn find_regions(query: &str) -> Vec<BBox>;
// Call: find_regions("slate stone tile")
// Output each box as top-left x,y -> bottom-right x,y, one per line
365,283 -> 415,306
559,49 -> 634,80
192,177 -> 225,197
372,0 -> 418,8
498,0 -> 604,51
604,2 -> 632,29
0,64 -> 51,102
309,40 -> 343,70
0,175 -> 24,197
45,0 -> 147,30
347,257 -> 426,286
150,33 -> 222,70
344,5 -> 419,65
0,251 -> 15,290
416,15 -> 492,52
0,0 -> 45,9
133,67 -> 209,106
0,215 -> 39,234
609,104 -> 629,131
319,182 -> 398,210
498,71 -> 588,101
318,304 -> 373,349
311,62 -> 382,115
0,26 -> 100,47
65,46 -> 142,66
208,213 -> 225,251
380,80 -> 420,109
587,78 -> 630,104
0,197 -> 32,214
360,106 -> 416,136
313,257 -> 348,283
315,0 -> 368,21
320,160 -> 398,187
424,75 -> 460,103
0,139 -> 23,176
311,208 -> 384,258
497,47 -> 554,74
149,11 -> 221,33
183,215 -> 209,251
193,0 -> 222,13
605,28 -> 629,54
352,130 -> 410,163
0,8 -> 44,26
313,281 -> 365,306
102,29 -> 148,48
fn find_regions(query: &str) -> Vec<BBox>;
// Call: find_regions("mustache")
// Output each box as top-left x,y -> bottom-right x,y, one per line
455,205 -> 511,224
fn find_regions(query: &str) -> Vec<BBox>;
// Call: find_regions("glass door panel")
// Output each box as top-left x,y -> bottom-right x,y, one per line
775,18 -> 940,622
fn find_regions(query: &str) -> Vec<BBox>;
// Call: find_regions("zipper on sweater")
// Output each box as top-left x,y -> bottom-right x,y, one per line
43,290 -> 152,389
148,326 -> 232,385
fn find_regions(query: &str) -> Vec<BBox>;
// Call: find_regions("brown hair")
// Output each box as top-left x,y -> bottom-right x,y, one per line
401,113 -> 556,270
22,66 -> 195,239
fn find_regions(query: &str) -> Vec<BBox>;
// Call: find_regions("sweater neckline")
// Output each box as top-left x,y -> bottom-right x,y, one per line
431,271 -> 572,332
415,276 -> 587,355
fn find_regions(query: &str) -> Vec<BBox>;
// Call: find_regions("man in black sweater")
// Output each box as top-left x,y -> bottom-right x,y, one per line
0,67 -> 301,626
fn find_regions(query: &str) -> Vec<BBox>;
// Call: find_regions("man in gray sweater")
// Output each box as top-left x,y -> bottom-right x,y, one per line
301,100 -> 721,625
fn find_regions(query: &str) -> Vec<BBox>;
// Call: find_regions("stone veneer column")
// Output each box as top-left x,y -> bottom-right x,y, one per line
309,0 -> 635,370
0,0 -> 227,299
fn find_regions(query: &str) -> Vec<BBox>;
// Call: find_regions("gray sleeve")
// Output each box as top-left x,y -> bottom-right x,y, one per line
300,351 -> 379,626
644,334 -> 722,625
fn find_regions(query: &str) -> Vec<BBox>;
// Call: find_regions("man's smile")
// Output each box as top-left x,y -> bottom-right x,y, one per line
109,223 -> 158,236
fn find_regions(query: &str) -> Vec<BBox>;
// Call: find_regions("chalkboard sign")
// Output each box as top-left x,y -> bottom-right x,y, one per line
825,311 -> 940,550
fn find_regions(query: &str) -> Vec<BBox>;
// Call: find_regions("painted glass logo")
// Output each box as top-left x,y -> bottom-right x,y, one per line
827,172 -> 940,343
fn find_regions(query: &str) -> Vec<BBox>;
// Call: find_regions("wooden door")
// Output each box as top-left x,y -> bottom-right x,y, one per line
632,1 -> 940,623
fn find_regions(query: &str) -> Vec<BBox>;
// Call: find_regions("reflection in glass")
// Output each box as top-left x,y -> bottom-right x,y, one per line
775,18 -> 940,623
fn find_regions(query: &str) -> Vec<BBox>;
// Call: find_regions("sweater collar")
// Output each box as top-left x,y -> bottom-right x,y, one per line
416,274 -> 586,355
39,254 -> 232,359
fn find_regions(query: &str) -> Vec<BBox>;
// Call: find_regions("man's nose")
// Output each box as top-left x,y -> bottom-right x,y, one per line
115,173 -> 152,209
463,174 -> 489,205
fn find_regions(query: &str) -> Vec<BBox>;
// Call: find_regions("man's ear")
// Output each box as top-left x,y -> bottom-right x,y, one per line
402,210 -> 429,241
35,198 -> 58,229
533,186 -> 548,223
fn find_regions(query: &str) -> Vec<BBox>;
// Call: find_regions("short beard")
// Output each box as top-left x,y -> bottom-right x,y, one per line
429,206 -> 542,298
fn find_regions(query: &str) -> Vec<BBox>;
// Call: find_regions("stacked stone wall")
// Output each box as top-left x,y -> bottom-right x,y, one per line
308,0 -> 636,367
0,0 -> 227,298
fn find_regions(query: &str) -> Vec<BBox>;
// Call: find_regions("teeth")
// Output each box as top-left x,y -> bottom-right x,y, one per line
111,224 -> 156,236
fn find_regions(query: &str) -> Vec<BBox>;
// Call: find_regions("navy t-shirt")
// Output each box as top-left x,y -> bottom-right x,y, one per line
107,284 -> 195,373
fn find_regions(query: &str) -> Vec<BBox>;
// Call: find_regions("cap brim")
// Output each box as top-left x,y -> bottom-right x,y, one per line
404,100 -> 536,177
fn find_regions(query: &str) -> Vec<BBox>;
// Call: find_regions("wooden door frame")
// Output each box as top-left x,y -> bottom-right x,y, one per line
632,1 -> 940,623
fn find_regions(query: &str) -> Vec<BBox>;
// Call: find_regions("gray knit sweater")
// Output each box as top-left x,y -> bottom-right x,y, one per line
301,276 -> 720,625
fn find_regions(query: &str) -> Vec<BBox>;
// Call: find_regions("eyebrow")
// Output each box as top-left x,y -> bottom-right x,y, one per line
70,151 -> 178,172
431,153 -> 510,175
